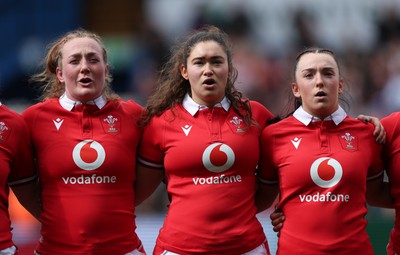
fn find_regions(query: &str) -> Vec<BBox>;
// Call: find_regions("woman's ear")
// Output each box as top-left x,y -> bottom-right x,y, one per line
338,79 -> 344,94
105,64 -> 109,78
292,82 -> 301,98
180,64 -> 188,80
56,67 -> 64,83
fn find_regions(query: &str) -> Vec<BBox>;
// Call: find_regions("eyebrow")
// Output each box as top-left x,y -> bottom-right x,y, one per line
191,55 -> 225,61
67,52 -> 99,59
301,66 -> 336,72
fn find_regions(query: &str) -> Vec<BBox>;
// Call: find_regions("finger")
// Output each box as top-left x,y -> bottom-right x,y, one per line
270,212 -> 283,221
271,217 -> 285,232
273,223 -> 283,233
357,114 -> 369,123
271,215 -> 285,225
376,132 -> 386,144
271,218 -> 282,227
358,115 -> 386,144
371,122 -> 386,144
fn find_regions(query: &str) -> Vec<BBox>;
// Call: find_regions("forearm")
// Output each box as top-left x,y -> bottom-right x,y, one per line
135,164 -> 165,206
11,179 -> 42,220
366,176 -> 394,209
255,182 -> 279,213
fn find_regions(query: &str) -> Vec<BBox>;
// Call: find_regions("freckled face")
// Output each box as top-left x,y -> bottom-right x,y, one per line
180,41 -> 229,107
292,53 -> 343,119
56,37 -> 108,102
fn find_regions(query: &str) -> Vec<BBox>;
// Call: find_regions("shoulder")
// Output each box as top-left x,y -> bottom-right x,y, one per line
0,105 -> 27,130
113,99 -> 143,112
340,117 -> 378,144
22,99 -> 63,129
143,107 -> 178,130
248,100 -> 272,114
107,99 -> 144,122
124,99 -> 143,110
266,115 -> 296,128
343,116 -> 375,131
262,116 -> 295,137
381,112 -> 400,129
381,112 -> 400,143
22,99 -> 55,115
0,105 -> 30,147
248,100 -> 274,124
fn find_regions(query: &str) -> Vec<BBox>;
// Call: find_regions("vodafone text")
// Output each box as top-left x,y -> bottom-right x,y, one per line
299,192 -> 350,202
62,174 -> 117,184
193,174 -> 242,185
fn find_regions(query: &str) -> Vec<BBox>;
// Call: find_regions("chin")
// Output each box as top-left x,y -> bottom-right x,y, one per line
79,94 -> 100,102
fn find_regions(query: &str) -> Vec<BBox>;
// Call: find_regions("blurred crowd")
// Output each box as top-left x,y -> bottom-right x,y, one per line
1,0 -> 400,120
135,0 -> 400,119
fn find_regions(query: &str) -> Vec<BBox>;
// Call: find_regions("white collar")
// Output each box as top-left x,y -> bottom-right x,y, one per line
182,94 -> 230,116
293,106 -> 347,126
59,93 -> 107,111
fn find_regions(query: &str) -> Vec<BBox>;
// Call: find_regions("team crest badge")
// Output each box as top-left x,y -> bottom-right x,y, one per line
101,114 -> 120,135
339,132 -> 357,151
0,121 -> 9,141
228,116 -> 246,133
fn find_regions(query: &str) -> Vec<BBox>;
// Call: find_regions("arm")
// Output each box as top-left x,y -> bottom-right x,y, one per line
256,182 -> 282,236
366,172 -> 394,208
135,163 -> 165,206
357,114 -> 386,144
10,178 -> 41,220
254,181 -> 279,213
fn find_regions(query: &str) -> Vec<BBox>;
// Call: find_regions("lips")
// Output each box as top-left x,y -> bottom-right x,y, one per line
203,78 -> 216,85
315,91 -> 327,97
79,77 -> 93,85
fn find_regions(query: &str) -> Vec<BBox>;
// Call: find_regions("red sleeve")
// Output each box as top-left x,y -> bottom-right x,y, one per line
5,108 -> 36,185
137,115 -> 165,168
249,100 -> 274,129
258,124 -> 279,184
381,112 -> 400,169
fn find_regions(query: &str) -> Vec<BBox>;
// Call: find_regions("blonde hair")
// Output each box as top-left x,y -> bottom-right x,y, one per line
31,28 -> 118,101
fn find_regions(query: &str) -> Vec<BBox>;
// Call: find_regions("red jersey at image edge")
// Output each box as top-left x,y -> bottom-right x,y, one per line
0,104 -> 36,251
381,112 -> 400,254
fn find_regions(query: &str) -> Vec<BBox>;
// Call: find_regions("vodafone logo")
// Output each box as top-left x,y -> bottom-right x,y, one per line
72,140 -> 106,171
202,143 -> 235,173
310,157 -> 342,188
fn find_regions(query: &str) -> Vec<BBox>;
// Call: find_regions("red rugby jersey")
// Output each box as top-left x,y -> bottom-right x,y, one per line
258,107 -> 382,255
0,104 -> 36,250
22,97 -> 143,255
381,112 -> 400,253
138,96 -> 273,255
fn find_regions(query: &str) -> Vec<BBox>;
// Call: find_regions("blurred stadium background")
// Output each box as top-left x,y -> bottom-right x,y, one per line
3,0 -> 400,254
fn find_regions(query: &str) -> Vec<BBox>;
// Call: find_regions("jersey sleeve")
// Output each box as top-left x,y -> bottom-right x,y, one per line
365,122 -> 384,180
137,116 -> 165,169
257,125 -> 279,184
249,100 -> 274,128
6,111 -> 36,186
381,113 -> 400,175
